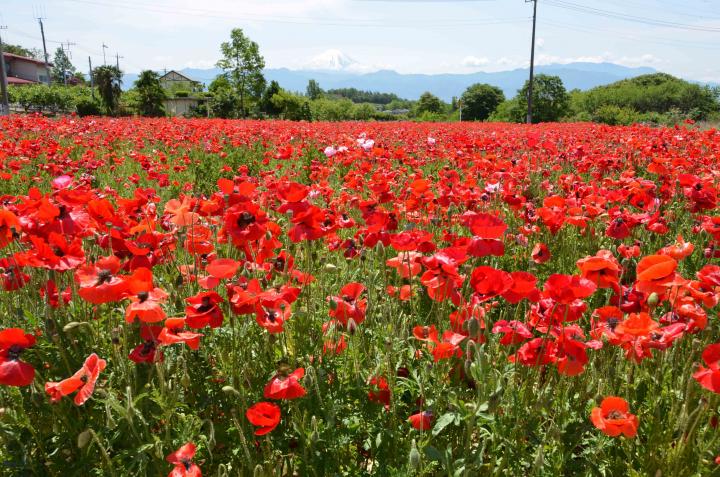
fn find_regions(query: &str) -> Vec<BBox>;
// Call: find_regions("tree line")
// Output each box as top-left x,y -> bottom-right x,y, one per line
5,31 -> 720,124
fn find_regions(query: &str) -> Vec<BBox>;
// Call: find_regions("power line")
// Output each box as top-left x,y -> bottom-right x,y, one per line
60,0 -> 527,28
544,0 -> 720,33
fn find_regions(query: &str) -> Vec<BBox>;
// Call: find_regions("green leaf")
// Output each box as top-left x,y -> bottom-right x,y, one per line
432,412 -> 457,437
424,445 -> 443,462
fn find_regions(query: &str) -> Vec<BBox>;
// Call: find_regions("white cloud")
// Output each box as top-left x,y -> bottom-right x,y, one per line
183,59 -> 218,69
462,56 -> 490,68
536,38 -> 545,49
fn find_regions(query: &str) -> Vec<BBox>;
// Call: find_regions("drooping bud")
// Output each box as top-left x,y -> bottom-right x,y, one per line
408,439 -> 421,470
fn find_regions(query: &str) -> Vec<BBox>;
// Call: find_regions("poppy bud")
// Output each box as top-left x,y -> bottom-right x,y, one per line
77,429 -> 92,449
464,359 -> 473,378
408,439 -> 421,470
310,416 -> 319,444
181,373 -> 191,388
222,385 -> 240,396
647,292 -> 659,308
63,321 -> 86,332
324,263 -> 337,272
253,465 -> 265,477
467,318 -> 480,336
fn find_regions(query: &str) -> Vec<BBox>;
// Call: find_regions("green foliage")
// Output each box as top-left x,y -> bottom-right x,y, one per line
488,98 -> 525,123
518,74 -> 570,123
75,97 -> 102,116
460,83 -> 505,121
8,84 -> 93,114
306,79 -> 324,100
216,28 -> 266,118
260,80 -> 283,117
208,76 -> 237,119
92,65 -> 123,115
415,92 -> 445,116
133,70 -> 167,117
2,43 -> 43,59
271,90 -> 312,120
310,97 -> 357,121
51,47 -> 76,85
326,87 -> 401,105
591,105 -> 640,126
575,73 -> 718,120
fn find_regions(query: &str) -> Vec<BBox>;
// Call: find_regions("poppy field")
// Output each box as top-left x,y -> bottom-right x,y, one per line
2,115 -> 720,476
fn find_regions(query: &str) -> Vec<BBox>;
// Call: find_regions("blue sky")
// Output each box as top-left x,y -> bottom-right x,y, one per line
2,0 -> 719,82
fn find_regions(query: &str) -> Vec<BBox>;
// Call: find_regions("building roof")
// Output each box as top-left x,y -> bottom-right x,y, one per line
7,76 -> 36,85
159,70 -> 197,83
2,52 -> 50,66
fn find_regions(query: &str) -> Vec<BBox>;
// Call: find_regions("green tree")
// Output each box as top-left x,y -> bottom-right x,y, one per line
92,65 -> 123,115
518,74 -> 570,123
51,47 -> 75,84
208,76 -> 237,118
306,79 -> 323,100
260,80 -> 282,117
460,83 -> 505,121
415,92 -> 444,116
271,90 -> 312,120
3,43 -> 42,59
133,70 -> 167,117
216,28 -> 266,118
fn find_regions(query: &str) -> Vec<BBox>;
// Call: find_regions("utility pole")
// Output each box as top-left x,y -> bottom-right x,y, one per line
0,26 -> 9,116
88,56 -> 95,99
526,0 -> 538,124
102,43 -> 108,65
37,17 -> 51,85
62,41 -> 76,86
115,52 -> 124,71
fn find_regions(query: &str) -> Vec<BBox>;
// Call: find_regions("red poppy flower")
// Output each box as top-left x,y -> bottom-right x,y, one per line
166,442 -> 202,477
693,343 -> 720,394
246,402 -> 281,435
0,208 -> 20,249
501,272 -> 541,303
576,250 -> 621,289
0,258 -> 30,291
255,301 -> 292,334
45,353 -> 106,405
635,254 -> 683,295
412,325 -> 439,343
158,318 -> 203,350
543,274 -> 596,304
367,376 -> 391,408
531,243 -> 551,264
590,397 -> 639,438
129,326 -> 164,364
615,313 -> 659,337
264,367 -> 306,400
659,235 -> 694,261
492,320 -> 532,346
75,255 -> 128,304
408,410 -> 433,430
185,291 -> 224,329
470,266 -> 513,302
0,328 -> 36,387
328,282 -> 367,326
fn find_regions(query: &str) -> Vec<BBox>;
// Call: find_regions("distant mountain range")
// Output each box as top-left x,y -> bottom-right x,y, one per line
123,62 -> 662,101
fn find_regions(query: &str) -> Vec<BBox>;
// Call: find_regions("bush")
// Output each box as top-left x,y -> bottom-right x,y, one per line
591,105 -> 639,126
76,98 -> 102,116
174,91 -> 190,98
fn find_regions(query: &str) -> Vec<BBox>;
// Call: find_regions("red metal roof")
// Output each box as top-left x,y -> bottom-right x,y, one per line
3,52 -> 51,66
7,76 -> 36,85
